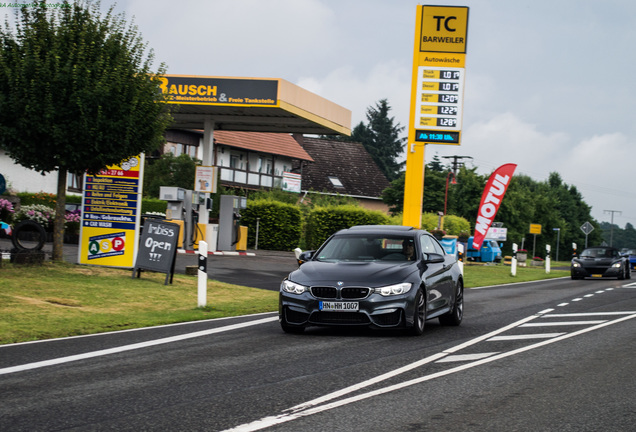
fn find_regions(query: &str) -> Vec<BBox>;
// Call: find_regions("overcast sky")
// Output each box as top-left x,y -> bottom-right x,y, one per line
111,0 -> 636,227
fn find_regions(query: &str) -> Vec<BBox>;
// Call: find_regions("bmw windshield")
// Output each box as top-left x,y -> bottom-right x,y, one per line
580,248 -> 618,258
315,235 -> 416,262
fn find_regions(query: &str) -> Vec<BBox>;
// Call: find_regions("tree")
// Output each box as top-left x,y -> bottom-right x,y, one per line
0,1 -> 172,260
143,154 -> 198,198
350,99 -> 406,181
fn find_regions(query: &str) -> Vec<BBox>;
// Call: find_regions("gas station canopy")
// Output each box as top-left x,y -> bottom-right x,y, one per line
158,75 -> 351,136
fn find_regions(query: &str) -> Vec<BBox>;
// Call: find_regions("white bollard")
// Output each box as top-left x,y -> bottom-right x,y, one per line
511,243 -> 518,277
198,241 -> 208,307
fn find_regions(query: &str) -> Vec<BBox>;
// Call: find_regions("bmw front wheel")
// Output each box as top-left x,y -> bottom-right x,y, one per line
439,280 -> 463,326
407,289 -> 426,336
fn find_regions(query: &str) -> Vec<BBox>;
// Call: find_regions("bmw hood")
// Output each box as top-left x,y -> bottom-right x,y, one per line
288,261 -> 419,288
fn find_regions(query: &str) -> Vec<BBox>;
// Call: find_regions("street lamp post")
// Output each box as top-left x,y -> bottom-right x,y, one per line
552,228 -> 560,261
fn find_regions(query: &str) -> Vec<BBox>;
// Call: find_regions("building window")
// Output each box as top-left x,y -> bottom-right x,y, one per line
67,172 -> 83,192
328,176 -> 344,188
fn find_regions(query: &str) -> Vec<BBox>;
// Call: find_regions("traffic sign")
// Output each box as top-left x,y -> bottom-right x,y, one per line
529,224 -> 542,234
580,221 -> 594,235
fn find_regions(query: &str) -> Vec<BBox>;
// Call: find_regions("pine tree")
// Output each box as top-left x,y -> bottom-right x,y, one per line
351,99 -> 406,181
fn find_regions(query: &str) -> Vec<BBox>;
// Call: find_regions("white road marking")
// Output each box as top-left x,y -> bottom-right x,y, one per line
488,333 -> 565,341
0,316 -> 278,375
0,311 -> 278,348
222,312 -> 636,432
545,312 -> 636,317
521,320 -> 607,327
436,353 -> 499,362
283,313 -> 543,415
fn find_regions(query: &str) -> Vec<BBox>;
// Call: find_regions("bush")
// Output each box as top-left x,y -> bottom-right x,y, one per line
304,205 -> 390,249
442,214 -> 471,236
141,198 -> 167,214
421,212 -> 440,231
0,198 -> 15,223
13,204 -> 55,230
16,192 -> 56,208
241,200 -> 303,251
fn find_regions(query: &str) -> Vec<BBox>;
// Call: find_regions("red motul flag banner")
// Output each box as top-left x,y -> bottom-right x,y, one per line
472,163 -> 517,250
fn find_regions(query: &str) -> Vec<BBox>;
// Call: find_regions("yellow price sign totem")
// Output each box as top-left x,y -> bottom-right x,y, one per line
403,5 -> 469,228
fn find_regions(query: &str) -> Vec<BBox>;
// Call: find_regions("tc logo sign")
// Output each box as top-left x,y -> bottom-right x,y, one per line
433,15 -> 458,32
419,6 -> 469,54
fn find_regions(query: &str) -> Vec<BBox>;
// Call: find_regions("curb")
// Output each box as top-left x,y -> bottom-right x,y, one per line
178,249 -> 256,257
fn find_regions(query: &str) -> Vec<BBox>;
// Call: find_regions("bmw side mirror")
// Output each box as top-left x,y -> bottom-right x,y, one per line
423,253 -> 445,264
297,250 -> 314,266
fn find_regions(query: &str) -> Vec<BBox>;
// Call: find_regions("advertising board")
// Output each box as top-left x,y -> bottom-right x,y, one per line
78,155 -> 143,268
133,219 -> 180,285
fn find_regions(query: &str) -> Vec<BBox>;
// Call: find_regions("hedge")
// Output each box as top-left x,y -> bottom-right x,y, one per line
304,205 -> 391,250
240,199 -> 303,251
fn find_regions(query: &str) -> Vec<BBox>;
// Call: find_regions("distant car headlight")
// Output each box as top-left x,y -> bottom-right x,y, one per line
612,263 -> 622,268
572,262 -> 581,267
281,280 -> 308,295
375,282 -> 412,296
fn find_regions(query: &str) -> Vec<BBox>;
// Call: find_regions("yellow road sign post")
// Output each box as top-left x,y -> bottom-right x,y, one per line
403,5 -> 469,228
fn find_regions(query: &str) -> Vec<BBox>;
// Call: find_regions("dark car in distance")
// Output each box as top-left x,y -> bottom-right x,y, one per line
279,225 -> 464,335
571,246 -> 631,280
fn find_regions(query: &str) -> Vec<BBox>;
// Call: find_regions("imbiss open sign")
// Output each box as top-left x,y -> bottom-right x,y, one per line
133,219 -> 180,284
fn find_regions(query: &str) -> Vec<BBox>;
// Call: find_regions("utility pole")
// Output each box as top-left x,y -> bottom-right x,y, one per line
604,209 -> 622,246
442,155 -> 473,176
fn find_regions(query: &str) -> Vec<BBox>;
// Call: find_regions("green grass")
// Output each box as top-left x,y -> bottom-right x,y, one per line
463,262 -> 569,288
0,260 -> 570,345
0,261 -> 278,345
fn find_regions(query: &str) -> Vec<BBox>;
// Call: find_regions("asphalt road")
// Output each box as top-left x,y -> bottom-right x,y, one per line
176,249 -> 298,290
1,276 -> 635,431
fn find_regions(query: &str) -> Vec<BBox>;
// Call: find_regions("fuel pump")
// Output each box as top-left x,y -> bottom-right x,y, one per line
159,187 -> 204,252
218,195 -> 247,251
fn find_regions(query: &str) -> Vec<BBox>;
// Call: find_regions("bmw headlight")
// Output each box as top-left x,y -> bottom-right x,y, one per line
281,280 -> 307,295
376,282 -> 412,296
612,262 -> 622,268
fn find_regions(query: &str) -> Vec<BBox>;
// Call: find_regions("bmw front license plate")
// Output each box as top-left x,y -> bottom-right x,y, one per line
319,301 -> 359,312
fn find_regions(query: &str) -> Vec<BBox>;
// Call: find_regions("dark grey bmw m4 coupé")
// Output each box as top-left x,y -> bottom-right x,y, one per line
279,225 -> 464,335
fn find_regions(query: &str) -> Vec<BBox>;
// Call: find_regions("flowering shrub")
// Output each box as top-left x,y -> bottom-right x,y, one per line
13,204 -> 55,230
0,198 -> 15,223
65,210 -> 82,234
18,192 -> 57,207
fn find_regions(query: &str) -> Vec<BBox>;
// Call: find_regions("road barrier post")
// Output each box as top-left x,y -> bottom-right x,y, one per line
198,241 -> 208,307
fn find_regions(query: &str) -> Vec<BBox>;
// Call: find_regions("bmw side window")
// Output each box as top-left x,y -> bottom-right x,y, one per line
419,235 -> 437,255
431,236 -> 446,255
